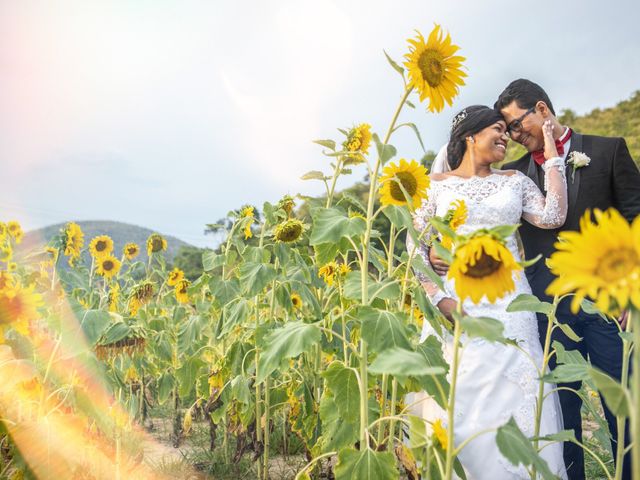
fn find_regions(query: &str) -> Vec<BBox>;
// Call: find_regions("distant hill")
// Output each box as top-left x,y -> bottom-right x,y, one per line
504,90 -> 640,165
20,220 -> 194,263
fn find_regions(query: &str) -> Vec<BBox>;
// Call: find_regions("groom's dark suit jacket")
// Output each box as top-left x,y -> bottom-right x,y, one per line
503,132 -> 640,317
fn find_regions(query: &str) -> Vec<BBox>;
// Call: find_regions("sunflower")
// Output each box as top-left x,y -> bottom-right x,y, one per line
448,234 -> 522,303
89,235 -> 114,258
7,221 -> 23,244
339,263 -> 351,275
432,419 -> 448,451
175,279 -> 190,304
0,282 -> 43,338
7,263 -> 17,272
274,219 -> 305,243
0,271 -> 14,292
146,233 -> 167,256
546,209 -> 640,315
240,206 -> 255,239
96,255 -> 121,280
291,293 -> 303,310
44,246 -> 59,266
0,223 -> 6,240
123,242 -> 140,260
342,123 -> 372,165
63,222 -> 84,265
278,196 -> 296,217
318,262 -> 338,286
108,283 -> 120,313
404,26 -> 466,113
128,281 -> 155,316
442,199 -> 468,249
167,267 -> 185,287
379,159 -> 430,208
0,243 -> 12,263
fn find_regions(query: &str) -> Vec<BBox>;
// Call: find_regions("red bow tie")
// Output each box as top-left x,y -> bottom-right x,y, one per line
532,129 -> 572,165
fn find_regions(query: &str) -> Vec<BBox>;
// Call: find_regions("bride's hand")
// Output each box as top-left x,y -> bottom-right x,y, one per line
542,120 -> 558,160
437,298 -> 463,325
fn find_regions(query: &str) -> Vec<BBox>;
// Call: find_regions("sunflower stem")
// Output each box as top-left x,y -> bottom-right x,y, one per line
444,304 -> 462,480
630,307 -> 640,480
614,314 -> 632,480
358,86 -> 414,449
326,157 -> 343,208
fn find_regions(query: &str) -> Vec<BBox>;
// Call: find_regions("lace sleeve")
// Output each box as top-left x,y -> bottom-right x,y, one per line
518,159 -> 568,229
407,185 -> 449,307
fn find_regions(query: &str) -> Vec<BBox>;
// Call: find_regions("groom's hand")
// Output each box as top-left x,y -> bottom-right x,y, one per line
618,310 -> 629,330
429,247 -> 449,276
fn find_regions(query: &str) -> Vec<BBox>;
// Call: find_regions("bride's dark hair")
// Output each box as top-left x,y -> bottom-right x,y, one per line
446,105 -> 504,169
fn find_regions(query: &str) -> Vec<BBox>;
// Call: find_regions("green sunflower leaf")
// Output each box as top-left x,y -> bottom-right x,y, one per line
334,447 -> 399,480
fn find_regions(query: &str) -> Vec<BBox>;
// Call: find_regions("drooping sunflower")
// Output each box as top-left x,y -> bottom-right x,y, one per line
129,281 -> 155,315
146,233 -> 167,256
291,293 -> 303,310
546,209 -> 640,315
342,123 -> 372,164
96,255 -> 121,280
404,25 -> 466,113
318,262 -> 338,286
442,199 -> 468,249
167,267 -> 185,287
175,279 -> 190,304
379,159 -> 430,208
7,221 -> 23,244
448,234 -> 522,303
89,235 -> 114,258
123,242 -> 140,260
63,222 -> 84,264
274,219 -> 305,243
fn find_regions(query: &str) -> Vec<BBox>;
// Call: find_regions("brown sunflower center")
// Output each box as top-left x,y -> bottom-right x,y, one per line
418,49 -> 445,87
465,252 -> 502,279
151,237 -> 164,252
127,247 -> 137,254
96,240 -> 107,252
596,249 -> 637,283
103,260 -> 114,271
389,172 -> 418,202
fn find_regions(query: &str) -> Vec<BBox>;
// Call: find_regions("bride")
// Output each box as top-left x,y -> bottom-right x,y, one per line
407,105 -> 568,478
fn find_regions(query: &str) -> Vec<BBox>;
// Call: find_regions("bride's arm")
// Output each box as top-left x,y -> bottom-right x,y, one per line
520,120 -> 568,229
407,189 -> 457,321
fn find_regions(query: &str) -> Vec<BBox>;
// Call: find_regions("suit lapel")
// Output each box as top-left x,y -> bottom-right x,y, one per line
566,132 -> 583,214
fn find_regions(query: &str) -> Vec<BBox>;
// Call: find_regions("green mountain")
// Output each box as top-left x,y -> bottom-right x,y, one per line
504,90 -> 640,165
20,220 -> 194,263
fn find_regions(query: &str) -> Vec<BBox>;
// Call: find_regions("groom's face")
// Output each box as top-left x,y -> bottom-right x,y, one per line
500,101 -> 544,153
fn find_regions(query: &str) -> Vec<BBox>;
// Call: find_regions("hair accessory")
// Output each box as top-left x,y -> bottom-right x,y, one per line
451,109 -> 468,130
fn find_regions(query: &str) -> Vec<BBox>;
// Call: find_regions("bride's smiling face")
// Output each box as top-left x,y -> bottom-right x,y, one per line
470,120 -> 509,163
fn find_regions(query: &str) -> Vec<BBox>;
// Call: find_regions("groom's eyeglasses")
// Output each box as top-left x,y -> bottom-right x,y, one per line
507,106 -> 536,135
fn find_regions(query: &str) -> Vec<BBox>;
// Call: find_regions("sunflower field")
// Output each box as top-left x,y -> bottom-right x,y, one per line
1,25 -> 640,480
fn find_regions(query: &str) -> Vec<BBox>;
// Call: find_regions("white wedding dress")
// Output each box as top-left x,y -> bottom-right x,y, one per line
407,165 -> 568,479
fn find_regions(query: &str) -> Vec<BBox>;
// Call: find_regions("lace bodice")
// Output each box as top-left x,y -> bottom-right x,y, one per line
408,165 -> 567,308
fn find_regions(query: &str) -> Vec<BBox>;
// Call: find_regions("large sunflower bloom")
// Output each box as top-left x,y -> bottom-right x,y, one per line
404,26 -> 466,113
89,235 -> 114,258
0,282 -> 43,339
547,209 -> 640,315
96,255 -> 121,280
123,242 -> 140,260
146,233 -> 167,256
63,222 -> 84,264
448,234 -> 522,303
379,159 -> 430,208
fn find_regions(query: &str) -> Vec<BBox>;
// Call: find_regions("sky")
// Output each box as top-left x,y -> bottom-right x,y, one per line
1,0 -> 639,248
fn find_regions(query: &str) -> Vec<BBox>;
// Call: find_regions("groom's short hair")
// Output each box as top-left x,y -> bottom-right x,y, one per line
494,79 -> 556,116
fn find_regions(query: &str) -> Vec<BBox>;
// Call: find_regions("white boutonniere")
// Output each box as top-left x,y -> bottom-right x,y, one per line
567,151 -> 591,182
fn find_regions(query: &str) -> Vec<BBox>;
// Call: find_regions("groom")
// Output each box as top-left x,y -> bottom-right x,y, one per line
496,79 -> 640,479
